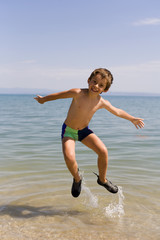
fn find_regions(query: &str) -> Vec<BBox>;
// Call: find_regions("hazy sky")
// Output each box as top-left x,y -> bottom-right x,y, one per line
0,0 -> 160,93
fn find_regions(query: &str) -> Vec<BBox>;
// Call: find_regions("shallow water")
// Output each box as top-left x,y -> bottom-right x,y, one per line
0,94 -> 160,239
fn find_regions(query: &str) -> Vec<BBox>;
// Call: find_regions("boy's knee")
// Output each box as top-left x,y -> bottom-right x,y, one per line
99,146 -> 108,158
64,151 -> 75,162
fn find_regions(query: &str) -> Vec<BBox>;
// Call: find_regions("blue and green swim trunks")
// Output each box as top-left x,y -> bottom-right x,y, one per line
61,123 -> 93,141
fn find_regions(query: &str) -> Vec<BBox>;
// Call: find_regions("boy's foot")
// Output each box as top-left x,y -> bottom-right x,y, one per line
93,172 -> 118,194
71,178 -> 82,198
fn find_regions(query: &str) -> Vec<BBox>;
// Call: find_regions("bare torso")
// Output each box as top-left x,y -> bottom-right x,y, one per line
64,89 -> 103,129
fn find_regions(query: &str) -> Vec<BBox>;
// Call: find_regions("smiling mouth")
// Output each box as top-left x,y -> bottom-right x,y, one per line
91,88 -> 98,92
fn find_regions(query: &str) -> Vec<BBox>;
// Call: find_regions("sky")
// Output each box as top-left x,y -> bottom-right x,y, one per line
0,0 -> 160,94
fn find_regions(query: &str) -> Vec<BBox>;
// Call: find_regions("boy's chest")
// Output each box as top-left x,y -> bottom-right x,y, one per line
75,98 -> 100,114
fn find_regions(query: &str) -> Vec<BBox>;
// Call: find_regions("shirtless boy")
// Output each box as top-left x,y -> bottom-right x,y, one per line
34,68 -> 144,198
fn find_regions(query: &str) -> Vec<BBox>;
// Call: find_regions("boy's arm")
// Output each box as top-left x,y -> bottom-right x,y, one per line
34,88 -> 80,104
102,99 -> 144,129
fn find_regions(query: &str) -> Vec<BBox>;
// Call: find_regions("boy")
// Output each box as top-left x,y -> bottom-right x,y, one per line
34,68 -> 144,198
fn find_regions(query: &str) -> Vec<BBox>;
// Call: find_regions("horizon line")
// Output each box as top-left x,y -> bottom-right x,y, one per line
0,88 -> 160,96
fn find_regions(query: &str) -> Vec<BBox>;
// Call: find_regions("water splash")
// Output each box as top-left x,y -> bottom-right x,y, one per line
82,184 -> 99,208
80,171 -> 124,217
105,186 -> 125,218
81,173 -> 98,208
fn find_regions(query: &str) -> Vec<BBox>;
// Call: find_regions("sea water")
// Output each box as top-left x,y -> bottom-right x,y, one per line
0,94 -> 160,240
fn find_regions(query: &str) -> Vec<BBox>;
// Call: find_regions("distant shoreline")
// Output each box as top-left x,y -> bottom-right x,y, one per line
0,88 -> 160,97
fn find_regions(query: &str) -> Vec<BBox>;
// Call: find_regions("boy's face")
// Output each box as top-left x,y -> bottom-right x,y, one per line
88,74 -> 107,95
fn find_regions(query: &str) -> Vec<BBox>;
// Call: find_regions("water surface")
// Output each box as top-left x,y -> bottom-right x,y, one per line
0,94 -> 159,239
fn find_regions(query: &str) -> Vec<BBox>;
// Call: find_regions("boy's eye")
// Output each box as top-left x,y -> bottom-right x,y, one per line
99,84 -> 104,88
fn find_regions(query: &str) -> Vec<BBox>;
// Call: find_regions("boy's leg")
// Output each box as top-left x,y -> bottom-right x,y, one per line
81,133 -> 108,183
62,137 -> 81,183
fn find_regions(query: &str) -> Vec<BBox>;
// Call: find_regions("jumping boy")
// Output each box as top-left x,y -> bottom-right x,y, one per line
34,68 -> 144,198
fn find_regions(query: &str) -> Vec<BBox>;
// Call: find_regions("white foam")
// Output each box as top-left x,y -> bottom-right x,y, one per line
105,186 -> 125,218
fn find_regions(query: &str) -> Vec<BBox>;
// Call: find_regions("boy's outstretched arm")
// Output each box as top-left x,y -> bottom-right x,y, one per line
34,88 -> 80,104
103,99 -> 144,129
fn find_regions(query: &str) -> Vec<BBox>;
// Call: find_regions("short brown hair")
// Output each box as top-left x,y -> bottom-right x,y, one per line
88,68 -> 113,91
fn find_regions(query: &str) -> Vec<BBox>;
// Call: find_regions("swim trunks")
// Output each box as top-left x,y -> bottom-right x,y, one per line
61,123 -> 93,141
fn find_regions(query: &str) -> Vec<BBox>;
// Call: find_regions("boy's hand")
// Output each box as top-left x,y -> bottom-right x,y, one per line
131,118 -> 144,129
34,95 -> 45,104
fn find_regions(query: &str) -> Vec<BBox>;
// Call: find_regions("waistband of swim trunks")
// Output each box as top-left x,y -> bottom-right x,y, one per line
64,123 -> 89,132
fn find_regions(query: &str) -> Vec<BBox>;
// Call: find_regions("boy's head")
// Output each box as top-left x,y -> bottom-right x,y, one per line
88,68 -> 113,92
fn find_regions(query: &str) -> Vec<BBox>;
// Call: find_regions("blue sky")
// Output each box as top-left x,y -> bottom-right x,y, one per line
0,0 -> 160,93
